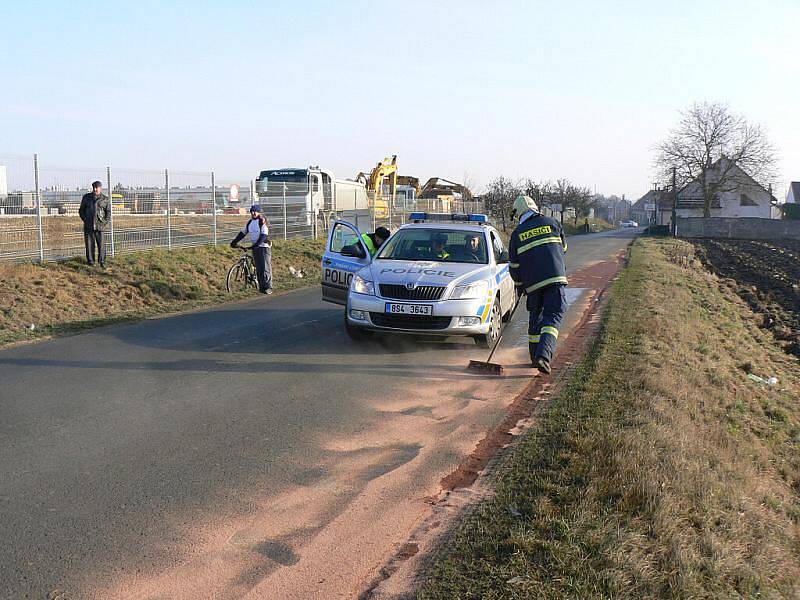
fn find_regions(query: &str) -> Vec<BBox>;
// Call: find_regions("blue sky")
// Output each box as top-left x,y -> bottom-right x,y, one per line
2,0 -> 798,199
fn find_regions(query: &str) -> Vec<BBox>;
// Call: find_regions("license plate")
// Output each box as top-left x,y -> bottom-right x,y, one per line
385,303 -> 433,316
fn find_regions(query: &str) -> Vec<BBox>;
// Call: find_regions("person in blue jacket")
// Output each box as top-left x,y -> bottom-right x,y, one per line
508,195 -> 568,374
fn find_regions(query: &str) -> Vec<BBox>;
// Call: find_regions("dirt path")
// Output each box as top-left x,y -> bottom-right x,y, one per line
364,252 -> 628,599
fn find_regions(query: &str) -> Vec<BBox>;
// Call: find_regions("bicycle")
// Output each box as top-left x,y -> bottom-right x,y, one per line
226,246 -> 259,293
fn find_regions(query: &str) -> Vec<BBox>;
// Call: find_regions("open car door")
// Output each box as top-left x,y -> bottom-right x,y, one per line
321,220 -> 372,305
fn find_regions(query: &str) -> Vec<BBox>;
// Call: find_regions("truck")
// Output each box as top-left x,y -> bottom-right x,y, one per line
254,167 -> 369,228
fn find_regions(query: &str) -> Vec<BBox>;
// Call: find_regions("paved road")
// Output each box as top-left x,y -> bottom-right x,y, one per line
0,229 -> 636,599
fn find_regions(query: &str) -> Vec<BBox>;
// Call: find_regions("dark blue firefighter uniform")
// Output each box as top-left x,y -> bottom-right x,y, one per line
508,211 -> 568,363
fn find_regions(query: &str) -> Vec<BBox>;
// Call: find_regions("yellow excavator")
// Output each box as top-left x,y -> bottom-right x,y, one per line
356,155 -> 398,218
416,177 -> 474,212
357,156 -> 474,218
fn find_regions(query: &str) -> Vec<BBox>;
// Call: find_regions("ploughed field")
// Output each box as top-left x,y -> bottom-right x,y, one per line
693,238 -> 800,357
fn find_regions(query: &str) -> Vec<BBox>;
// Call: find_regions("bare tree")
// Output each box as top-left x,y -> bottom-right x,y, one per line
484,176 -> 522,231
655,102 -> 777,217
461,171 -> 476,212
571,186 -> 596,227
546,179 -> 596,226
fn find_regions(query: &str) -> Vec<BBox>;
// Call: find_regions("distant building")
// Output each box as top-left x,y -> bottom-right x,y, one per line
787,181 -> 800,204
672,158 -> 779,220
630,190 -> 666,226
4,192 -> 36,214
634,159 -> 780,227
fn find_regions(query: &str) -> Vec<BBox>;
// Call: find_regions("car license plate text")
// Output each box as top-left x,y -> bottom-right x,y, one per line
385,303 -> 433,316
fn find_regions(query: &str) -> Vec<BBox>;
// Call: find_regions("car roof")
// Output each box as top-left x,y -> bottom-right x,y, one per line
397,222 -> 492,233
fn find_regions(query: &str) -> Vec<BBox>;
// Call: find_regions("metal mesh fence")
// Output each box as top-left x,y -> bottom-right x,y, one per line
38,163 -> 109,260
1,155 -> 487,263
0,154 -> 41,261
252,181 -> 317,240
111,169 -> 170,253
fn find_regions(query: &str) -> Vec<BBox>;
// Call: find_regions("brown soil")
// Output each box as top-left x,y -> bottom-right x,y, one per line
692,239 -> 800,356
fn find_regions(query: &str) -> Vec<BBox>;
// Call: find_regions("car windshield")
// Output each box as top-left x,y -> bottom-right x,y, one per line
257,170 -> 309,195
377,228 -> 488,264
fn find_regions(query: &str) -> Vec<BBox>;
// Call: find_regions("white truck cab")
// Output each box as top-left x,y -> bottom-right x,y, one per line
255,167 -> 369,226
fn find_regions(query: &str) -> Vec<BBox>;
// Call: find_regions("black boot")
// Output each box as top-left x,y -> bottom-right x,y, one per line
534,356 -> 551,374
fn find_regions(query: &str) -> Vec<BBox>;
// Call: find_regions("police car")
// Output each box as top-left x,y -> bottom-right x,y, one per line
321,213 -> 516,347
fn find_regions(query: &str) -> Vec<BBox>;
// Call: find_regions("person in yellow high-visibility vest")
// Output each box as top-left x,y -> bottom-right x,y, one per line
429,232 -> 450,260
359,227 -> 391,257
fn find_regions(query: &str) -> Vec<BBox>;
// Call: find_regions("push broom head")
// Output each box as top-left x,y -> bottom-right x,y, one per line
467,359 -> 504,375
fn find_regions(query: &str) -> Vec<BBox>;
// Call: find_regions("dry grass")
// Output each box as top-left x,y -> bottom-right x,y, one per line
419,238 -> 800,599
0,238 -> 324,346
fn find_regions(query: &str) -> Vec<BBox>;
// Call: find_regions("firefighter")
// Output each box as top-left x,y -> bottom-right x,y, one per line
508,195 -> 568,374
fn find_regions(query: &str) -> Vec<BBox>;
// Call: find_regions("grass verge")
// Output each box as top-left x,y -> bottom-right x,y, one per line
419,238 -> 800,599
0,238 -> 324,347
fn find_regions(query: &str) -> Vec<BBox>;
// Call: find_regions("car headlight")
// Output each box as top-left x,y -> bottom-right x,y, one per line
352,274 -> 375,295
450,280 -> 488,300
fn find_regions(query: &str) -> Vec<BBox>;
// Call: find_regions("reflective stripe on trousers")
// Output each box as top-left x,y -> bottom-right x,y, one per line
526,284 -> 566,362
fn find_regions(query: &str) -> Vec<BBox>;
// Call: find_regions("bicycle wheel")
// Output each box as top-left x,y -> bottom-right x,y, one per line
226,260 -> 251,292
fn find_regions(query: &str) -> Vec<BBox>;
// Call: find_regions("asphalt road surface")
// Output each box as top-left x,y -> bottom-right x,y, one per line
0,229 -> 637,599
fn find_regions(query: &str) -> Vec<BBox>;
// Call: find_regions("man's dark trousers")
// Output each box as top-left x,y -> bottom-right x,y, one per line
526,284 -> 566,363
253,245 -> 272,292
84,229 -> 105,265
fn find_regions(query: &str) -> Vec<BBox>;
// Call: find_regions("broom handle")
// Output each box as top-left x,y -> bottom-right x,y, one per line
485,295 -> 522,363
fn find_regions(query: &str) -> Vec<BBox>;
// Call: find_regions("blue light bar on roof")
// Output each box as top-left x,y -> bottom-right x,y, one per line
408,212 -> 488,223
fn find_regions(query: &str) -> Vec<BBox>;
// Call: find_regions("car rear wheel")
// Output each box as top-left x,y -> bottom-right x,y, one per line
474,301 -> 501,349
344,311 -> 371,341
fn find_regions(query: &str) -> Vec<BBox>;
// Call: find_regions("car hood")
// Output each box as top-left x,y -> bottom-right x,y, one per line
365,259 -> 492,288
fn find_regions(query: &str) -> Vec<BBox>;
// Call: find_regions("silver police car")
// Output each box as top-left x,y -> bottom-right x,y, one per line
321,213 -> 517,347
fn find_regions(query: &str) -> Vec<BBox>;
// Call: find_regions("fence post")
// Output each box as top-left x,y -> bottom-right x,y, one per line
211,171 -> 217,246
282,183 -> 288,240
165,169 -> 172,249
106,166 -> 115,257
33,153 -> 44,262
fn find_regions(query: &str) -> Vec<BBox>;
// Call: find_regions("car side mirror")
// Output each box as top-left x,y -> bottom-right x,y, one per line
498,250 -> 510,263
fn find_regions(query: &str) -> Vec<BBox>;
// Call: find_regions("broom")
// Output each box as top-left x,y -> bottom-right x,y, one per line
467,296 -> 522,375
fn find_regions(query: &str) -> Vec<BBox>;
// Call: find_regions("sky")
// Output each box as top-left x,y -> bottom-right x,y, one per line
2,0 -> 799,200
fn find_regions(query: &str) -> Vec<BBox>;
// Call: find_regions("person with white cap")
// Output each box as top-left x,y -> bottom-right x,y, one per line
508,195 -> 568,374
230,204 -> 273,294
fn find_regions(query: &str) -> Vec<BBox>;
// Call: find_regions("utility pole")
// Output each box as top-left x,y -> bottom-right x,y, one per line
671,167 -> 678,236
165,169 -> 172,249
211,171 -> 217,246
107,166 -> 115,257
34,153 -> 44,262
